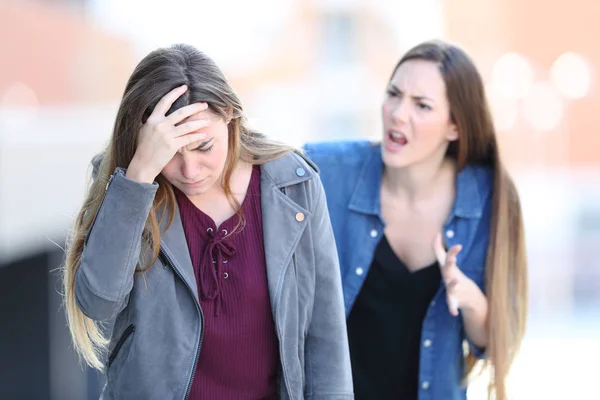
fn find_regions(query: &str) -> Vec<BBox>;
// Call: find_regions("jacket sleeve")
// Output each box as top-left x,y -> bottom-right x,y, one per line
74,167 -> 158,322
304,174 -> 354,399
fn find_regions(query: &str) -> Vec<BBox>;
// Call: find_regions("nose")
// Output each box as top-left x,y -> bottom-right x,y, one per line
391,98 -> 409,124
180,155 -> 200,181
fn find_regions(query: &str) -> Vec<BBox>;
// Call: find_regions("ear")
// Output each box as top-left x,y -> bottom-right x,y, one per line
224,106 -> 234,124
446,123 -> 459,141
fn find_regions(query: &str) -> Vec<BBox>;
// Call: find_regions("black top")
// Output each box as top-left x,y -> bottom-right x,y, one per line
347,235 -> 442,400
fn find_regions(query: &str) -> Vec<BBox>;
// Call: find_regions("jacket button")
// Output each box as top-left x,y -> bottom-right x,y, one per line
423,339 -> 432,348
422,381 -> 430,390
296,167 -> 306,177
370,229 -> 378,238
446,229 -> 455,239
295,212 -> 305,222
355,267 -> 364,276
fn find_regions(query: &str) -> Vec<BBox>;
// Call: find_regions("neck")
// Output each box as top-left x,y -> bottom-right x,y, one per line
382,153 -> 456,203
188,161 -> 252,204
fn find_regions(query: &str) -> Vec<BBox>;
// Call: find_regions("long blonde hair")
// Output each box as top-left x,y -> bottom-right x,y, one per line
62,44 -> 295,370
392,41 -> 528,399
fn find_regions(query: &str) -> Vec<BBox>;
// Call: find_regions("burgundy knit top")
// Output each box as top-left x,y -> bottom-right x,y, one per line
175,166 -> 279,399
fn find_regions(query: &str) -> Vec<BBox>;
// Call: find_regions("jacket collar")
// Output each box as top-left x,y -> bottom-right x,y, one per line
259,151 -> 315,310
259,150 -> 317,189
348,145 -> 383,217
452,166 -> 484,219
347,144 -> 485,220
160,204 -> 199,302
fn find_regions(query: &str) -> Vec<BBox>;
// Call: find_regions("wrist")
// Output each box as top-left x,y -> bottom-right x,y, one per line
126,158 -> 157,184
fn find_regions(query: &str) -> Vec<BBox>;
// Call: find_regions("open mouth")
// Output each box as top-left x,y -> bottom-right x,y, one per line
388,130 -> 408,146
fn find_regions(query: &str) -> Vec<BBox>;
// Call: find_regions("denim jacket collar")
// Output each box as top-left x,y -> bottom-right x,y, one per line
348,145 -> 383,217
452,166 -> 484,219
348,144 -> 485,221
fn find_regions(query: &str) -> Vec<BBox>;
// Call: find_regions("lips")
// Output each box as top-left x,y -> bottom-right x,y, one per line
388,130 -> 407,145
183,178 -> 207,187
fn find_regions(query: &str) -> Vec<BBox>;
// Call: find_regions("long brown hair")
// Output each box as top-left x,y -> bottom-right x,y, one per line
391,40 -> 528,399
62,44 -> 294,370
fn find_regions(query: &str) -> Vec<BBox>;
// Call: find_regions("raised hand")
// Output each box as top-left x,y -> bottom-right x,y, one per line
126,85 -> 210,183
433,232 -> 481,317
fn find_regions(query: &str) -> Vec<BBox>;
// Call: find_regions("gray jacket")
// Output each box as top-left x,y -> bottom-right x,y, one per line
75,152 -> 353,400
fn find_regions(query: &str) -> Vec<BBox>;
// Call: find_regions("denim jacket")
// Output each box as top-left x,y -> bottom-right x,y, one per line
304,140 -> 492,400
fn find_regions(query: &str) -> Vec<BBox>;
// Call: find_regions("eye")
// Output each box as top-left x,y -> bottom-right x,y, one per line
386,89 -> 398,97
418,103 -> 431,111
196,145 -> 214,153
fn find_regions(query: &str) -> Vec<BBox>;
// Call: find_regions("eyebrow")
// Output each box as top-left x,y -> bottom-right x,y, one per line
178,137 -> 214,154
388,84 -> 434,103
193,137 -> 214,150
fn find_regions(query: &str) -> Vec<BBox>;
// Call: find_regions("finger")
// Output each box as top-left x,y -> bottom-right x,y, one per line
445,276 -> 459,290
153,85 -> 188,117
177,132 -> 210,148
447,295 -> 459,317
447,244 -> 462,261
174,119 -> 210,137
167,102 -> 209,125
444,244 -> 463,270
433,232 -> 447,266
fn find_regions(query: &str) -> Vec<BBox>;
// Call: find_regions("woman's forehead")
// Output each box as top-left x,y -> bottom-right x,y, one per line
391,60 -> 446,99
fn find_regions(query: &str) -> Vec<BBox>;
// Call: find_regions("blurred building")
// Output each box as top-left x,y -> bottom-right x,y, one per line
0,1 -> 135,399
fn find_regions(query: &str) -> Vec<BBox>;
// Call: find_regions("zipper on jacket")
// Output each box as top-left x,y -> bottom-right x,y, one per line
85,172 -> 116,246
158,248 -> 205,400
292,253 -> 297,274
105,173 -> 114,191
107,324 -> 135,368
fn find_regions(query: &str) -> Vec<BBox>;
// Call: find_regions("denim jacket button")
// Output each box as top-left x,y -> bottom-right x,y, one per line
423,339 -> 432,347
446,229 -> 455,239
295,212 -> 305,222
422,381 -> 430,390
370,229 -> 378,238
295,167 -> 306,177
355,267 -> 364,276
